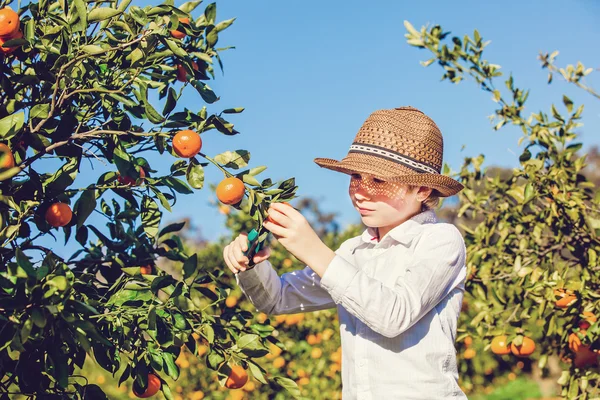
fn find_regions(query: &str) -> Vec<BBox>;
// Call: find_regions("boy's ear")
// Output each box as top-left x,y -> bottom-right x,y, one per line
416,186 -> 433,202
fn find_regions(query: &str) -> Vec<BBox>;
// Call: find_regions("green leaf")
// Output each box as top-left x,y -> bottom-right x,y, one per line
180,0 -> 202,13
45,158 -> 79,198
164,38 -> 188,58
159,221 -> 186,237
81,45 -> 105,55
15,249 -> 35,277
75,189 -> 96,228
204,3 -> 217,23
182,253 -> 197,280
222,107 -> 244,114
190,80 -> 218,103
71,0 -> 87,32
30,104 -> 50,119
214,150 -> 250,169
186,158 -> 204,189
237,334 -> 260,350
141,196 -> 161,240
163,87 -> 178,116
215,17 -> 235,32
88,7 -> 122,22
164,177 -> 193,194
0,111 -> 24,140
48,276 -> 68,291
523,183 -> 534,204
31,308 -> 47,328
562,95 -> 573,113
163,352 -> 180,380
247,361 -> 268,384
274,376 -> 302,398
143,101 -> 165,124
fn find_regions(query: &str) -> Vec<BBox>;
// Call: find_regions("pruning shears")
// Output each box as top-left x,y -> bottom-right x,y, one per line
244,228 -> 271,268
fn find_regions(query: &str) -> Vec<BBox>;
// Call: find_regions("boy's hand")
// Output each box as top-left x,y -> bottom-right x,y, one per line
264,203 -> 335,276
223,233 -> 271,274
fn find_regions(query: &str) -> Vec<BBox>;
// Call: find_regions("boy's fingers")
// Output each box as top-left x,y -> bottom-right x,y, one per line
237,233 -> 248,252
226,249 -> 245,273
223,245 -> 238,274
263,220 -> 286,237
233,241 -> 249,265
254,247 -> 271,263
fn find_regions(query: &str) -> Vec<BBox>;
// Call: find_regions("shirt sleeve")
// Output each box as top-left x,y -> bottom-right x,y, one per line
319,225 -> 466,338
235,259 -> 336,315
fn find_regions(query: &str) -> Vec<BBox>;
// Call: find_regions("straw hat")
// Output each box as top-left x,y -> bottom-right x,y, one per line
314,106 -> 464,197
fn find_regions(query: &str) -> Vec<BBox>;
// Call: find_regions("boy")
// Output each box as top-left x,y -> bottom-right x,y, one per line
223,107 -> 468,399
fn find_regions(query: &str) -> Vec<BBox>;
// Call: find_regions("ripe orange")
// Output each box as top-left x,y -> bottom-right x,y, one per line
45,203 -> 72,228
139,265 -> 152,275
133,373 -> 161,398
306,334 -> 319,345
490,335 -> 511,355
310,348 -> 322,359
0,30 -> 22,54
117,168 -> 145,186
0,143 -> 15,169
554,289 -> 576,308
510,336 -> 536,357
176,61 -> 198,82
216,177 -> 245,205
272,356 -> 285,369
568,332 -> 584,353
464,336 -> 473,347
0,8 -> 19,38
170,17 -> 190,39
172,129 -> 202,158
225,295 -> 238,308
225,365 -> 248,389
463,348 -> 476,359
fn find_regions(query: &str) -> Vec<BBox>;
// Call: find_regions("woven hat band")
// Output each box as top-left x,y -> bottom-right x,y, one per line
348,143 -> 439,175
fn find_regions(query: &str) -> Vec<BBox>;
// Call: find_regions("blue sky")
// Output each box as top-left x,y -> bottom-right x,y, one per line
39,0 -> 600,257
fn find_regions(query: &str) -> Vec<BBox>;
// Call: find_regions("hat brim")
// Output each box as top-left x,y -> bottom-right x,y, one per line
314,153 -> 464,197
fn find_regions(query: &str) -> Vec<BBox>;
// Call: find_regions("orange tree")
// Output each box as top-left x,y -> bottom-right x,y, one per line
0,0 -> 301,398
404,22 -> 600,398
122,197 -> 362,399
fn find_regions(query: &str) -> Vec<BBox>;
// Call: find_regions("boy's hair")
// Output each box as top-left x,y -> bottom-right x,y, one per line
407,185 -> 441,211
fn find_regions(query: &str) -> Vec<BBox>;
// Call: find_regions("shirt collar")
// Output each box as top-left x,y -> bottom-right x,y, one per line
360,209 -> 437,245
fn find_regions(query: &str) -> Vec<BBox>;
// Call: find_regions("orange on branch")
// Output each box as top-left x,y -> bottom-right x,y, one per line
272,356 -> 285,369
45,203 -> 72,228
0,30 -> 22,54
554,288 -> 576,308
310,348 -> 322,359
490,335 -> 511,355
216,177 -> 245,205
0,8 -> 19,38
225,365 -> 248,389
176,61 -> 198,82
117,167 -> 145,186
463,348 -> 476,360
132,373 -> 161,398
0,143 -> 15,169
139,265 -> 152,275
170,17 -> 190,39
510,336 -> 536,358
173,129 -> 202,158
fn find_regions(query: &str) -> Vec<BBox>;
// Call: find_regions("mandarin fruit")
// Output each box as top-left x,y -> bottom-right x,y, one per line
490,335 -> 511,355
510,336 -> 536,357
172,129 -> 202,158
216,177 -> 245,205
0,8 -> 19,38
132,373 -> 161,398
225,365 -> 248,389
170,17 -> 189,39
0,143 -> 15,169
45,203 -> 72,227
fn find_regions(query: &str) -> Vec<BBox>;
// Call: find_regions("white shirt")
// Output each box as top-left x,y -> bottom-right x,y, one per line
235,210 -> 468,400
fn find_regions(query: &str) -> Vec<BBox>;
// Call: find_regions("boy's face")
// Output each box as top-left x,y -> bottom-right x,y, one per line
348,173 -> 425,231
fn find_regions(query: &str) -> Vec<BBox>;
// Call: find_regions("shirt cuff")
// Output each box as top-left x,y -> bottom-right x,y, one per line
320,254 -> 359,303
